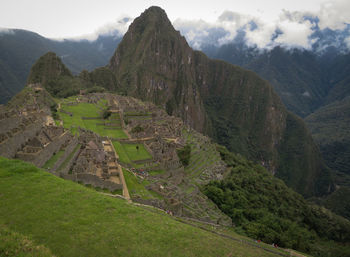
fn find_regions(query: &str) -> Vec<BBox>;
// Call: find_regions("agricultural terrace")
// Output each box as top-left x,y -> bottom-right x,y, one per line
58,99 -> 127,139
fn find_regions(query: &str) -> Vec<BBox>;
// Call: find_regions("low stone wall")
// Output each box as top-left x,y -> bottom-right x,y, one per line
59,146 -> 81,174
162,160 -> 182,170
81,117 -> 102,120
15,152 -> 37,162
131,197 -> 165,210
33,131 -> 71,168
76,173 -> 123,191
60,173 -> 123,192
0,121 -> 42,158
115,138 -> 156,144
51,136 -> 79,172
143,143 -> 154,157
59,110 -> 73,116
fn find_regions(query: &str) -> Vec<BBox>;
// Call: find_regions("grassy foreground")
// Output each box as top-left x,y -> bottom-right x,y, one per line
0,157 -> 277,257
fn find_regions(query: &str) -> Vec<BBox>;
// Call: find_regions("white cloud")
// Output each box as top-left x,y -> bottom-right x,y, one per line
274,20 -> 314,49
245,20 -> 276,49
49,1 -> 350,50
58,16 -> 133,42
0,27 -> 13,34
318,0 -> 350,30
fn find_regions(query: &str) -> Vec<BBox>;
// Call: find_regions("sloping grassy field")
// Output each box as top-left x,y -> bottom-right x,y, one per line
0,157 -> 278,257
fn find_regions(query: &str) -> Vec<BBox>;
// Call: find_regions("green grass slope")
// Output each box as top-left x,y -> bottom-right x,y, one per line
0,224 -> 56,257
0,157 -> 278,257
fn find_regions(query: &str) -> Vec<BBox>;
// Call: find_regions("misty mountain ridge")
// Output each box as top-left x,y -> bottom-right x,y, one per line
0,28 -> 122,103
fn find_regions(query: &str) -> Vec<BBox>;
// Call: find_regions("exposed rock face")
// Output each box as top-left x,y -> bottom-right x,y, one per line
107,6 -> 332,197
109,6 -> 207,132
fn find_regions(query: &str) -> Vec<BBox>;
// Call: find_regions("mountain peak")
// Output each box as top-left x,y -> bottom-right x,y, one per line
122,5 -> 175,40
27,52 -> 72,85
137,6 -> 169,24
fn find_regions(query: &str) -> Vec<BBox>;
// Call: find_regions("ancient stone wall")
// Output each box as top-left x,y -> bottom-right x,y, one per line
33,131 -> 71,167
0,121 -> 42,158
51,136 -> 79,172
59,146 -> 81,175
0,117 -> 22,132
75,173 -> 123,191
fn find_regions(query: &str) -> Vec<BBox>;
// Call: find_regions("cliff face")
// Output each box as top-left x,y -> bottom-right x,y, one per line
107,6 -> 333,197
109,7 -> 207,132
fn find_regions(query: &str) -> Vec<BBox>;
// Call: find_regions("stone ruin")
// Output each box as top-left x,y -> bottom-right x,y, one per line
15,125 -> 71,167
61,129 -> 123,192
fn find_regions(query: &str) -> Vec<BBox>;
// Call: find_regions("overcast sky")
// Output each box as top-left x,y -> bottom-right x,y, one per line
1,0 -> 349,49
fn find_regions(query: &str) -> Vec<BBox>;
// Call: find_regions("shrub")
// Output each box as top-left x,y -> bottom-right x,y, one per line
177,144 -> 191,166
131,125 -> 144,133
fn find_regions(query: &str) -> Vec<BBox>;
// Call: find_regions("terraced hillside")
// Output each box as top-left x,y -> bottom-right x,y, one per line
58,96 -> 127,139
52,92 -> 231,225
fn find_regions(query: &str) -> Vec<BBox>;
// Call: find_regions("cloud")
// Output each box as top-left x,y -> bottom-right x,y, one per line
244,20 -> 277,49
345,37 -> 350,48
318,0 -> 350,30
58,16 -> 133,42
274,20 -> 314,49
173,2 -> 350,51
50,1 -> 350,50
173,19 -> 229,49
174,9 -> 318,50
174,11 -> 255,49
0,28 -> 14,34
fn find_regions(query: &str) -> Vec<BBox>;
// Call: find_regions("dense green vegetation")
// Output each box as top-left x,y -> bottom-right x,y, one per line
203,146 -> 350,256
131,124 -> 144,133
322,187 -> 350,221
176,144 -> 191,166
0,156 -> 280,257
277,113 -> 333,197
305,97 -> 350,175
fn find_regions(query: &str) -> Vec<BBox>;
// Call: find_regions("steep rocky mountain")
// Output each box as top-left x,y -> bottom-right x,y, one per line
203,44 -> 331,118
0,29 -> 121,103
102,6 -> 333,197
203,38 -> 350,202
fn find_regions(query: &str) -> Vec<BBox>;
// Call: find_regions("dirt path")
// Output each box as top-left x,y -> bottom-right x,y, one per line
107,139 -> 131,201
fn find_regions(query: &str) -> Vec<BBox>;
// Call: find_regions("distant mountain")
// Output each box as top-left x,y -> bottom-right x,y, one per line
105,6 -> 333,197
305,97 -> 350,175
0,29 -> 121,103
202,40 -> 350,196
